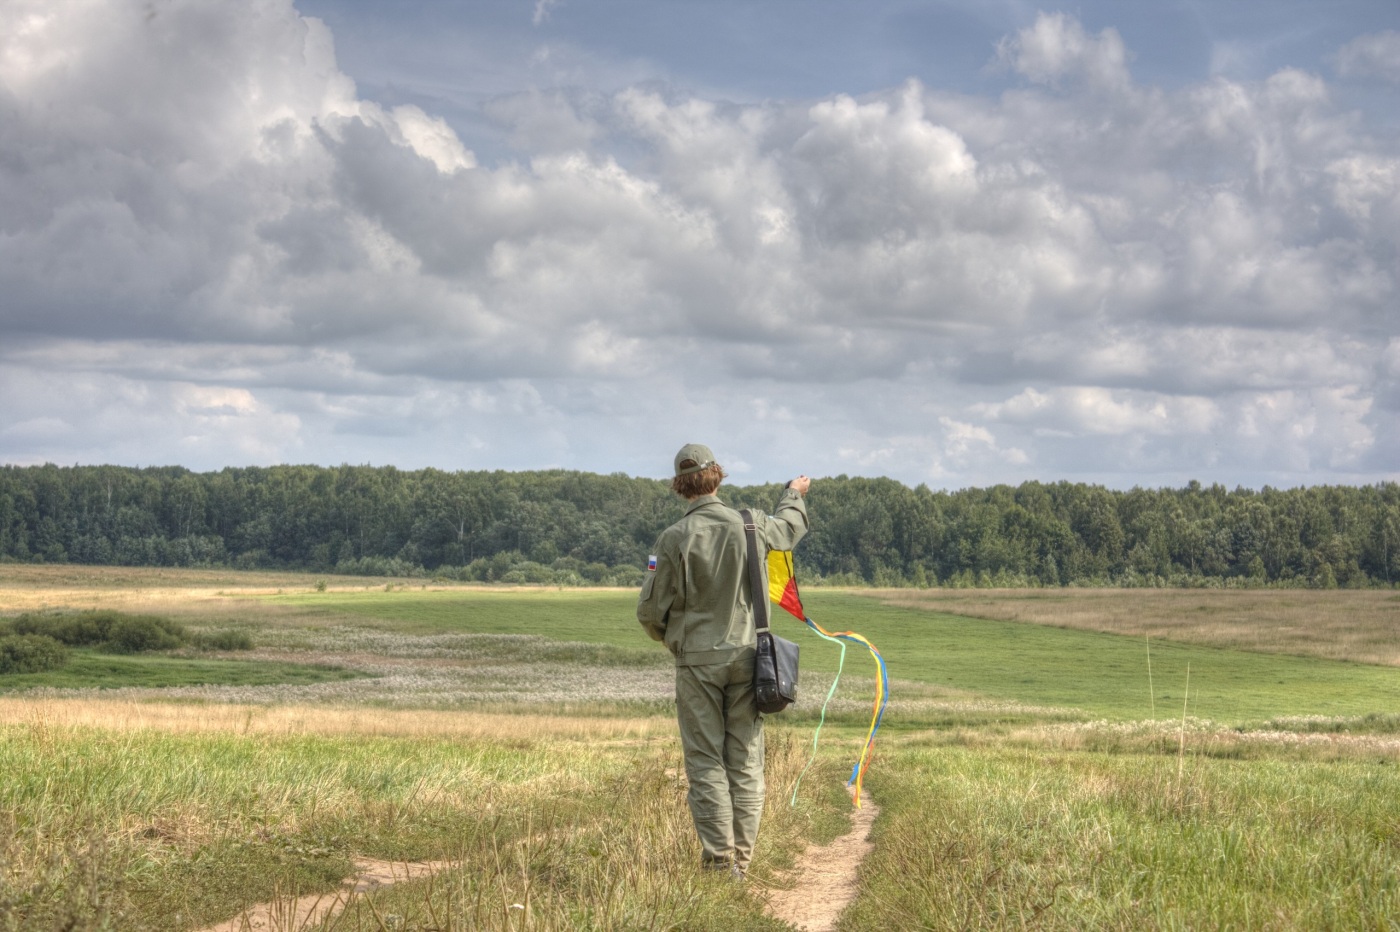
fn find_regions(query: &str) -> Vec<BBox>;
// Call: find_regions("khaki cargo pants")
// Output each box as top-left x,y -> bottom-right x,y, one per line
676,656 -> 765,871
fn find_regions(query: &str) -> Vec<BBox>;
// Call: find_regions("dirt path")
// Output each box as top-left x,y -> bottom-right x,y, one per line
764,789 -> 879,932
194,858 -> 453,932
196,792 -> 878,932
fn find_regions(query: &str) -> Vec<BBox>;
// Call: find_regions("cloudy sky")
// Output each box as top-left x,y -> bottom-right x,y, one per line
3,0 -> 1398,488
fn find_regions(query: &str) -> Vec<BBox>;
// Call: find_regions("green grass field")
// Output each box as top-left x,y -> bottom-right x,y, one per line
276,587 -> 1400,723
0,651 -> 365,692
5,569 -> 1400,930
851,746 -> 1400,929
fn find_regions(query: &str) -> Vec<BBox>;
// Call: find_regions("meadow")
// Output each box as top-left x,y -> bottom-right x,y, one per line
878,587 -> 1400,666
2,565 -> 1399,930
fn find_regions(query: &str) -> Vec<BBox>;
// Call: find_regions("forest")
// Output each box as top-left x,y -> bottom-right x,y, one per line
1,464 -> 1397,588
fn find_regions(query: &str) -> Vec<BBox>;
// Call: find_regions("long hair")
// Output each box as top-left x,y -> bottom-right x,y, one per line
671,461 -> 725,498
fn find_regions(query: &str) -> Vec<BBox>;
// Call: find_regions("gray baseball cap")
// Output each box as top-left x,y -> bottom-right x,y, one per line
674,443 -> 716,476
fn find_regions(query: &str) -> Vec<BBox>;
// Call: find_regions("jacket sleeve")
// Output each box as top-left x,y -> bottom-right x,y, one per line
636,543 -> 676,643
760,486 -> 810,553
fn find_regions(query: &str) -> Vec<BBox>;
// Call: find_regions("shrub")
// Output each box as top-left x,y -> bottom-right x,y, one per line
12,611 -> 188,653
105,616 -> 187,654
13,611 -> 114,646
334,555 -> 426,578
190,630 -> 254,651
0,634 -> 71,674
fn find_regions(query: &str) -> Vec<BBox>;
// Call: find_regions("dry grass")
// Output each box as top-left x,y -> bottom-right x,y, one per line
871,587 -> 1400,666
0,564 -> 317,589
0,564 -> 356,623
992,717 -> 1400,761
0,696 -> 674,741
0,692 -> 848,932
0,563 -> 633,595
0,564 -> 629,626
0,566 -> 463,633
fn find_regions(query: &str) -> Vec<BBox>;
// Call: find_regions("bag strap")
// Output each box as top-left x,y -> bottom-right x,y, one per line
739,509 -> 770,634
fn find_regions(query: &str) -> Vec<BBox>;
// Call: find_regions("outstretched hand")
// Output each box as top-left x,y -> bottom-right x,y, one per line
789,475 -> 811,496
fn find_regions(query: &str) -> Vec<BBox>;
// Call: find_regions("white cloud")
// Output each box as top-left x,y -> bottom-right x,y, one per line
485,89 -> 604,153
1335,30 -> 1400,82
1327,154 -> 1400,234
386,105 -> 477,173
0,417 -> 71,442
0,365 -> 304,466
532,0 -> 562,28
994,12 -> 1132,92
0,2 -> 1397,486
982,326 -> 1374,396
939,416 -> 1028,466
975,387 -> 1219,436
1234,388 -> 1374,470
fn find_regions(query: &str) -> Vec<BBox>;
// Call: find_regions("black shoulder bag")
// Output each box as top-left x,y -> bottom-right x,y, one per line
741,509 -> 799,713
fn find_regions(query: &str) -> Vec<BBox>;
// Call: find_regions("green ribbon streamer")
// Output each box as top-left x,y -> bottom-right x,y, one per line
790,619 -> 847,807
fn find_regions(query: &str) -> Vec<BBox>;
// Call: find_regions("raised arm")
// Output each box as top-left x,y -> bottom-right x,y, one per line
761,476 -> 811,553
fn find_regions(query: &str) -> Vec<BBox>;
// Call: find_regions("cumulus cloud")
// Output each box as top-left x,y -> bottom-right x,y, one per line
975,386 -> 1219,435
532,0 -> 562,28
0,364 -> 304,466
0,0 -> 1396,486
994,12 -> 1132,91
1335,30 -> 1400,82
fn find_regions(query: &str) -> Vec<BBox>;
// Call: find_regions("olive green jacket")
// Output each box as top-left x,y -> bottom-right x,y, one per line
637,489 -> 808,666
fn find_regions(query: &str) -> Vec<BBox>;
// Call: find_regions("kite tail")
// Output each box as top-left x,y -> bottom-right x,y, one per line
767,548 -> 889,809
789,622 -> 847,807
802,616 -> 890,808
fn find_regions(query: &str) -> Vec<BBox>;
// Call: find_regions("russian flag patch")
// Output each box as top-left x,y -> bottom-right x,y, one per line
647,555 -> 658,571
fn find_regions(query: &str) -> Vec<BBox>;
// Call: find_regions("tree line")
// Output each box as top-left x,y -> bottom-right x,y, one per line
1,464 -> 1397,588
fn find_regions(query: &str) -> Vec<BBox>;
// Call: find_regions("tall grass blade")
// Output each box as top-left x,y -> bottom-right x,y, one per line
1146,635 -> 1155,720
1178,662 -> 1190,786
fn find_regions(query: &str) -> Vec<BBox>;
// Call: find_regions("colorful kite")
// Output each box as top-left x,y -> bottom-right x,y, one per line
768,550 -> 889,808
